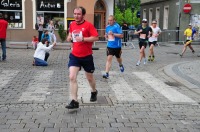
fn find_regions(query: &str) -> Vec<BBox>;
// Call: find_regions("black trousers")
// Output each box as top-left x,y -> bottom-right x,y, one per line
44,52 -> 50,61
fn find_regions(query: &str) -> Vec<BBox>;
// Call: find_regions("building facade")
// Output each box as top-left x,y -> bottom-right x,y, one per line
140,0 -> 200,42
0,0 -> 114,42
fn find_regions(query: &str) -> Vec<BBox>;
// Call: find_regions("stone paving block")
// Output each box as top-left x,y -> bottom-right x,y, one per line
60,128 -> 75,132
39,123 -> 55,128
9,123 -> 25,129
118,127 -> 133,132
110,123 -> 124,127
6,119 -> 21,124
29,128 -> 45,132
0,124 -> 10,129
124,122 -> 138,127
90,128 -> 104,132
75,128 -> 90,132
132,128 -> 147,132
145,127 -> 161,132
44,128 -> 60,132
104,127 -> 120,132
97,122 -> 110,127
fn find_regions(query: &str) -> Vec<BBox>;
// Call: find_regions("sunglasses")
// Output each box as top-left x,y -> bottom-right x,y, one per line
152,23 -> 157,24
142,21 -> 147,23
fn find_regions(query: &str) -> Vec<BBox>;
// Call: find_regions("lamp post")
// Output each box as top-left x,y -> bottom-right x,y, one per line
131,5 -> 135,25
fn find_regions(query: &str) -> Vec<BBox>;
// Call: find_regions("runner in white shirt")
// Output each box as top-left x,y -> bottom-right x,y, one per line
148,20 -> 161,61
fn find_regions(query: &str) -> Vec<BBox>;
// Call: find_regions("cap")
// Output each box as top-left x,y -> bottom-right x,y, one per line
188,23 -> 192,26
142,19 -> 148,22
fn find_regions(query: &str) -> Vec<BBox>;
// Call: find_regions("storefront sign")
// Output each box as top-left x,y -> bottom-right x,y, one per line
37,0 -> 64,11
0,0 -> 22,10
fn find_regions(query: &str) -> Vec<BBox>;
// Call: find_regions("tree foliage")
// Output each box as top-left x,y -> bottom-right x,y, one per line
114,0 -> 140,27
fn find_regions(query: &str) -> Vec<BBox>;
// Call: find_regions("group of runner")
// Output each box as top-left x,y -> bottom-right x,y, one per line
64,6 -> 164,109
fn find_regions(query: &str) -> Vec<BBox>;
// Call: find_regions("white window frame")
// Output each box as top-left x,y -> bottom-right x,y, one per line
149,8 -> 153,26
143,9 -> 146,19
163,6 -> 169,30
156,7 -> 160,27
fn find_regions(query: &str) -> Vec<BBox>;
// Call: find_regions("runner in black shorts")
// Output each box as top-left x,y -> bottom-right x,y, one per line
106,47 -> 122,58
148,20 -> 161,61
134,19 -> 152,66
102,15 -> 124,79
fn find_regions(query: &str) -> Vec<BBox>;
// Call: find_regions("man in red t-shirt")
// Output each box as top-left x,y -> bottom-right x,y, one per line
0,13 -> 8,61
66,6 -> 99,109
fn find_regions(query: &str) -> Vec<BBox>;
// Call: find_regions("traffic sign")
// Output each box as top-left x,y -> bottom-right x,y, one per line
183,4 -> 192,13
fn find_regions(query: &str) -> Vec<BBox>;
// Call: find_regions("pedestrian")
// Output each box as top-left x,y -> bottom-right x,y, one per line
65,6 -> 99,109
148,20 -> 161,61
37,15 -> 44,42
134,19 -> 152,66
122,22 -> 129,46
41,30 -> 51,43
0,13 -> 8,61
47,20 -> 57,43
180,24 -> 195,57
33,38 -> 56,66
102,15 -> 124,79
32,36 -> 39,50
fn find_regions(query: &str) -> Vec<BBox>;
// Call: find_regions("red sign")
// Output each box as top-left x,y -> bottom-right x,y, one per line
183,4 -> 192,13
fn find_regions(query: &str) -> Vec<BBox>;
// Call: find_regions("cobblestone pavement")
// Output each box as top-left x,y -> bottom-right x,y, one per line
0,43 -> 200,132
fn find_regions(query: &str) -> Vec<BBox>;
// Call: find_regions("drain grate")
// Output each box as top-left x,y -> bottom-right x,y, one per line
79,96 -> 113,106
165,82 -> 181,87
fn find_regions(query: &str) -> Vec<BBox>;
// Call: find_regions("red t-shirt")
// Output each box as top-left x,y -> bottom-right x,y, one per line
0,19 -> 8,39
69,20 -> 98,57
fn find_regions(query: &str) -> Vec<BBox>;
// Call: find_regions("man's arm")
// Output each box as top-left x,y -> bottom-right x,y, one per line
67,32 -> 72,42
113,33 -> 123,39
79,36 -> 99,42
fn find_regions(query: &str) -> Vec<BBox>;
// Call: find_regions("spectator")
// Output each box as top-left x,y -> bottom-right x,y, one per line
122,22 -> 129,45
33,38 -> 56,66
32,36 -> 39,50
0,13 -> 8,61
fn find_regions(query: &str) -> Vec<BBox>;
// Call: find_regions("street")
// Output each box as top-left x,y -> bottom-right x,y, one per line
0,43 -> 200,132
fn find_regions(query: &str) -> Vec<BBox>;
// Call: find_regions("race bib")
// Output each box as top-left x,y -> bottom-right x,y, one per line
108,34 -> 115,41
140,34 -> 146,39
72,30 -> 83,42
187,36 -> 192,40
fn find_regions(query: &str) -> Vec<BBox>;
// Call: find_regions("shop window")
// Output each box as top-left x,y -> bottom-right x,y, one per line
0,0 -> 23,28
36,0 -> 64,29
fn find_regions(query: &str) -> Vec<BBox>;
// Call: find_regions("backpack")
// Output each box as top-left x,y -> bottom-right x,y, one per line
35,23 -> 39,30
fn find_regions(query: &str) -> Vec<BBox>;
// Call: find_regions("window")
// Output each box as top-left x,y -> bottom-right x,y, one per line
143,9 -> 146,19
156,7 -> 160,26
163,6 -> 169,29
0,0 -> 23,28
149,8 -> 153,26
36,0 -> 64,29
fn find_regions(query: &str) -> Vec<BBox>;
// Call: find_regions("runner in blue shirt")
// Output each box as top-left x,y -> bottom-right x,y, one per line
102,15 -> 124,79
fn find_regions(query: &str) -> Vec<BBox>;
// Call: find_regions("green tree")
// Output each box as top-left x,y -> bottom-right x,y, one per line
114,0 -> 140,26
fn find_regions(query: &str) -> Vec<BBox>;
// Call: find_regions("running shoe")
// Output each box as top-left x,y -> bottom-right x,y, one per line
120,65 -> 124,72
65,100 -> 79,109
179,53 -> 183,57
136,61 -> 140,66
148,56 -> 151,61
192,50 -> 195,54
151,56 -> 155,61
144,59 -> 147,65
90,90 -> 98,102
103,73 -> 109,79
